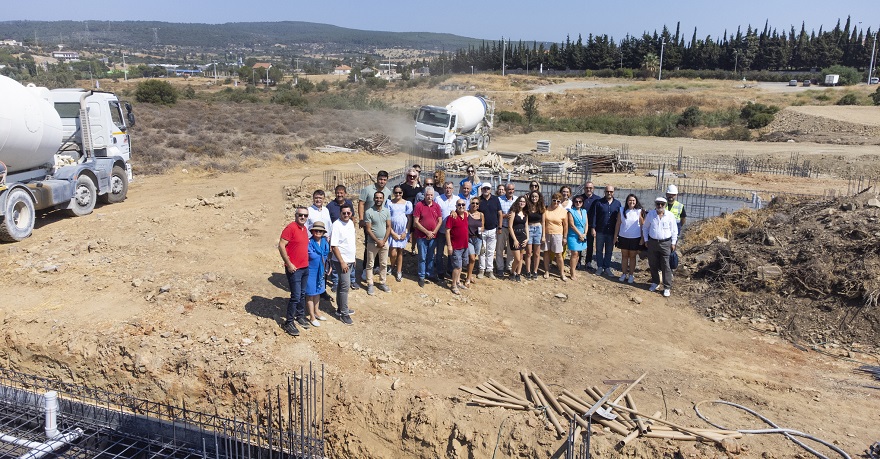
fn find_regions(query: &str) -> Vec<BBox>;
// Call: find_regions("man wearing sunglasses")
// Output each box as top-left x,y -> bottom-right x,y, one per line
642,196 -> 678,298
400,168 -> 423,205
330,204 -> 358,324
589,185 -> 621,277
278,206 -> 311,336
575,181 -> 600,271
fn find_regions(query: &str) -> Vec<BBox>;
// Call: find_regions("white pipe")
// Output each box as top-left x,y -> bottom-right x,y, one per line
44,391 -> 59,439
0,433 -> 46,450
18,429 -> 83,459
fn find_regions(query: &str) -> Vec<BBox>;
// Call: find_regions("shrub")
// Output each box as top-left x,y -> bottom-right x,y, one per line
820,65 -> 861,86
315,80 -> 329,92
836,93 -> 860,105
872,87 -> 880,106
271,89 -> 308,107
740,102 -> 779,129
181,86 -> 196,99
677,106 -> 702,127
135,79 -> 177,105
497,111 -> 523,123
296,77 -> 315,93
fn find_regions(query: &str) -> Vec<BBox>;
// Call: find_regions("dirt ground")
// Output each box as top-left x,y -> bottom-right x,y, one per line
1,143 -> 879,458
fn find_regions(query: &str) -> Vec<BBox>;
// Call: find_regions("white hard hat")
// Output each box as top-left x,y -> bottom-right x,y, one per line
481,182 -> 493,189
655,196 -> 668,204
666,184 -> 678,195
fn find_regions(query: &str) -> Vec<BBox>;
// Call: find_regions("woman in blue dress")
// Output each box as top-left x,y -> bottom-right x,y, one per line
306,221 -> 330,326
566,196 -> 588,280
386,185 -> 413,282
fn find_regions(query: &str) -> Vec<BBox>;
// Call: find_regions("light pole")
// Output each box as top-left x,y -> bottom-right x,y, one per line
122,52 -> 127,81
658,42 -> 666,81
501,37 -> 506,76
210,62 -> 218,84
471,65 -> 474,75
733,50 -> 738,74
252,68 -> 256,86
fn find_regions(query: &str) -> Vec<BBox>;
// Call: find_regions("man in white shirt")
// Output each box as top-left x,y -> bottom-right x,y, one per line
642,196 -> 679,297
306,190 -> 332,235
330,203 -> 357,325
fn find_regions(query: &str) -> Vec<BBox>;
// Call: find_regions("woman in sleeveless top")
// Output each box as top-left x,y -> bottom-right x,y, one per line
464,197 -> 484,287
507,196 -> 528,282
525,191 -> 546,280
387,185 -> 413,282
566,196 -> 588,280
614,193 -> 644,284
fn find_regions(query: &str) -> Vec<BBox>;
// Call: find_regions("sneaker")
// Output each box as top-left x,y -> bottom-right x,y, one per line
373,266 -> 381,275
515,274 -> 522,282
361,270 -> 367,281
596,268 -> 605,276
487,271 -> 497,280
295,317 -> 311,329
367,285 -> 376,296
619,274 -> 627,282
627,274 -> 634,284
476,271 -> 484,279
663,289 -> 671,297
377,284 -> 390,293
350,283 -> 360,291
649,283 -> 658,292
321,292 -> 333,301
386,266 -> 392,275
418,278 -> 425,288
605,269 -> 615,277
396,272 -> 403,282
282,321 -> 300,337
317,315 -> 328,321
310,319 -> 321,327
340,314 -> 353,326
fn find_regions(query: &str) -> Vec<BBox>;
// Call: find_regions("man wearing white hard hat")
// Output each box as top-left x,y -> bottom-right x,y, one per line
665,184 -> 686,231
642,196 -> 678,297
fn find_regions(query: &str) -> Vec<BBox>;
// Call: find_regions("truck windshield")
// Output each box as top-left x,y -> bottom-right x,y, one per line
416,109 -> 450,128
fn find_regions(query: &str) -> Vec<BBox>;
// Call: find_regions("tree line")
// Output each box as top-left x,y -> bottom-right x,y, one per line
420,17 -> 878,75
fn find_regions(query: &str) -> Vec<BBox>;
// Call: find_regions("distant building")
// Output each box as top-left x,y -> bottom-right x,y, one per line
52,51 -> 79,60
252,62 -> 272,70
0,39 -> 22,47
333,65 -> 352,75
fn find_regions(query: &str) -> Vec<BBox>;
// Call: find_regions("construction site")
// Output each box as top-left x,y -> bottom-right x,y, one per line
1,74 -> 879,458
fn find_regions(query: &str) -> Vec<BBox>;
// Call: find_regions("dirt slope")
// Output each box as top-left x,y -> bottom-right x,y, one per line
1,151 -> 878,458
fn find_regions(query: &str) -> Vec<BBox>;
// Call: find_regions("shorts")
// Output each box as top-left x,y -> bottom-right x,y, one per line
451,247 -> 467,269
528,224 -> 542,245
542,234 -> 564,253
467,236 -> 482,257
617,236 -> 642,251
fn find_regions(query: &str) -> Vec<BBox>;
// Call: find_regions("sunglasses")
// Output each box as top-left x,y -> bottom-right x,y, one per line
530,184 -> 539,188
574,200 -> 583,203
311,230 -> 325,234
394,191 -> 403,194
341,211 -> 353,215
296,213 -> 308,218
553,199 -> 561,203
408,175 -> 417,178
467,169 -> 475,173
456,203 -> 467,207
471,202 -> 479,205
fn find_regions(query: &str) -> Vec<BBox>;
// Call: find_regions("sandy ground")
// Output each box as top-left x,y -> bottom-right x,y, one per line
1,146 -> 878,458
786,105 -> 880,126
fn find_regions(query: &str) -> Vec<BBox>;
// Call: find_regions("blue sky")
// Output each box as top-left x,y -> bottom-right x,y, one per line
4,0 -> 878,43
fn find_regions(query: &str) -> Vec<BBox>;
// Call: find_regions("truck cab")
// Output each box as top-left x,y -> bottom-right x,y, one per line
414,105 -> 457,156
51,89 -> 135,180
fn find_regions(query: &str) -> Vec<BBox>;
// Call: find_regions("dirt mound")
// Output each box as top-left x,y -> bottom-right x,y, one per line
760,106 -> 880,145
680,188 -> 880,349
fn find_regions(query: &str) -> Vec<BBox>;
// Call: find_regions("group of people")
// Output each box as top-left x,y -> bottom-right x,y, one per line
277,165 -> 686,335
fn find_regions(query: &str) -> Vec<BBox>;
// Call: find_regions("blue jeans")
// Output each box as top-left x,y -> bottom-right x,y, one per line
285,267 -> 309,323
330,261 -> 353,315
417,237 -> 437,279
595,232 -> 615,270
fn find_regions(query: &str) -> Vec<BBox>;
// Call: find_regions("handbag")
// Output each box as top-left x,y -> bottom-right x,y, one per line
669,251 -> 679,270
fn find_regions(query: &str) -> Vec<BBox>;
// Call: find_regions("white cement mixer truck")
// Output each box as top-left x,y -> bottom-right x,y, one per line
414,95 -> 494,157
0,75 -> 135,242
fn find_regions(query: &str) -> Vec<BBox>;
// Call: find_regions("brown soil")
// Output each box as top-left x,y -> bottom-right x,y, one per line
761,106 -> 880,146
2,148 -> 879,458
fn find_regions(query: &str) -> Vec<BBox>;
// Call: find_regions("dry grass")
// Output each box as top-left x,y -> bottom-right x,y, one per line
682,208 -> 761,249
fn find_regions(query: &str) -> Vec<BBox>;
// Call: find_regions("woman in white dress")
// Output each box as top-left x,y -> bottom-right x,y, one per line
387,185 -> 413,282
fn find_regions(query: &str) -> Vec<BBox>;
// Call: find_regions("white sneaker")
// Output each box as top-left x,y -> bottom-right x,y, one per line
627,274 -> 634,284
310,319 -> 321,327
663,289 -> 671,297
619,274 -> 627,282
649,283 -> 658,292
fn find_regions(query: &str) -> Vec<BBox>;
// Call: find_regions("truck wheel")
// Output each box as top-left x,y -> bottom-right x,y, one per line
477,136 -> 485,150
99,166 -> 129,204
0,188 -> 36,242
459,140 -> 469,154
65,175 -> 97,217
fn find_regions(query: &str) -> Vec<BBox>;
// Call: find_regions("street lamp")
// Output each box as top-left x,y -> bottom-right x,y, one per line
122,52 -> 127,81
869,31 -> 878,84
266,64 -> 272,89
658,42 -> 666,81
210,62 -> 218,84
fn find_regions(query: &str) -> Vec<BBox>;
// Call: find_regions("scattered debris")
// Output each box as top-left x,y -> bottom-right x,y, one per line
345,134 -> 392,154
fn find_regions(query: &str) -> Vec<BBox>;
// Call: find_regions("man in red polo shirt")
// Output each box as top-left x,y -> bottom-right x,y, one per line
445,198 -> 470,294
278,206 -> 311,336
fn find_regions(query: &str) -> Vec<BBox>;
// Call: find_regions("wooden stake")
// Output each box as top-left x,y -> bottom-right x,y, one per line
606,403 -> 726,444
625,394 -> 648,434
458,386 -> 531,408
520,371 -> 540,405
487,378 -> 528,403
532,383 -> 566,436
530,372 -> 565,417
469,397 -> 529,410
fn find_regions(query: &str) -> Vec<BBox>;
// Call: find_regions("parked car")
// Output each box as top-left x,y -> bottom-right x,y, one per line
871,77 -> 879,84
803,80 -> 811,87
789,80 -> 798,86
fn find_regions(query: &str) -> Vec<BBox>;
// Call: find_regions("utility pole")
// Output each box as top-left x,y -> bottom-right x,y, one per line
869,31 -> 878,84
501,37 -> 506,76
734,50 -> 738,74
658,41 -> 666,81
122,52 -> 127,81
